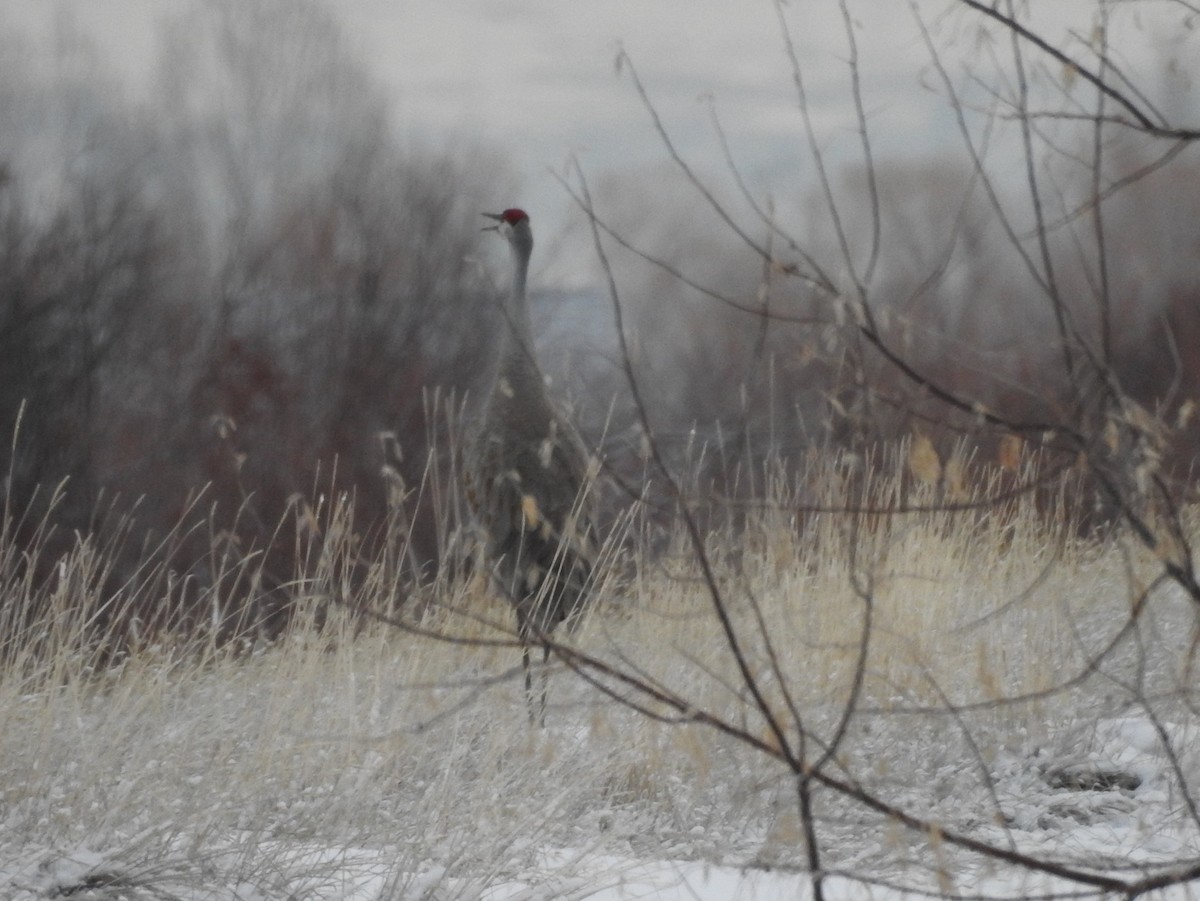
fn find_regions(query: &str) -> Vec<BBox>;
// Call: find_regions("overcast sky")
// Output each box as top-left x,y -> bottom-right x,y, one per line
3,1 -> 1194,252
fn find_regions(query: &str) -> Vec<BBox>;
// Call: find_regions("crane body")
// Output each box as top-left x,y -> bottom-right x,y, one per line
467,208 -> 596,723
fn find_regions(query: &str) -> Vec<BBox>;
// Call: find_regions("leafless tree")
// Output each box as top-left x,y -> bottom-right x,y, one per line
384,3 -> 1200,897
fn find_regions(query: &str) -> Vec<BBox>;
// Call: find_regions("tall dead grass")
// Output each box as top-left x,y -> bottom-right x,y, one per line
0,448 -> 1191,895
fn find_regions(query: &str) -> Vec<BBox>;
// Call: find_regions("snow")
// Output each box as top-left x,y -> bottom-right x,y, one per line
4,549 -> 1200,899
5,847 -> 824,900
1,710 -> 1198,899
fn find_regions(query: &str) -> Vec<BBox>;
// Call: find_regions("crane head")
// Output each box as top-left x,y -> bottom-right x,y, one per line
482,208 -> 529,229
482,208 -> 533,252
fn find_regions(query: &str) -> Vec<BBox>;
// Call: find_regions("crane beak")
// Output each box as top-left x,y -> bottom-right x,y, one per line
481,212 -> 502,232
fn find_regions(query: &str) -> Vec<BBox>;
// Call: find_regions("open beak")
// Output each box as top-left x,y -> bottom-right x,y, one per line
481,212 -> 502,232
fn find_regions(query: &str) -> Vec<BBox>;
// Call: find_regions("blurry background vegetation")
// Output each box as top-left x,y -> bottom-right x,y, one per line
2,0 -> 1198,648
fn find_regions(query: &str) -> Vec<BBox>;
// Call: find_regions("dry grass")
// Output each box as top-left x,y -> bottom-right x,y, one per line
0,453 -> 1194,896
582,451 -> 1143,724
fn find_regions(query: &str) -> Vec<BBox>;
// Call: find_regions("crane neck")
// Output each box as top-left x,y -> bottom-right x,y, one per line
499,241 -> 539,379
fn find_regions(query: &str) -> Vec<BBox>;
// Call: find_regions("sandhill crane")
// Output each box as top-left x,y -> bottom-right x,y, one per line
466,208 -> 597,724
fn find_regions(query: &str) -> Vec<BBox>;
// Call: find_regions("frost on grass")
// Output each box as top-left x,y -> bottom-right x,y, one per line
0,481 -> 1198,898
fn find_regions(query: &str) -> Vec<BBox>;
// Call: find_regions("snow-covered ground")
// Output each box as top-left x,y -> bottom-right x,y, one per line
3,713 -> 1199,899
2,508 -> 1199,900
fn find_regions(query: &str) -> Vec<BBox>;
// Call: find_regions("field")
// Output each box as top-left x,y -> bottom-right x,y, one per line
2,1 -> 1200,897
2,460 -> 1198,900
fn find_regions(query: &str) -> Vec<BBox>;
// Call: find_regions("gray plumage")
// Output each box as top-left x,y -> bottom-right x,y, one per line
466,208 -> 596,722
